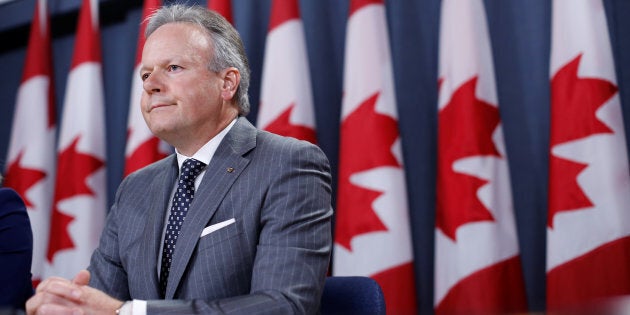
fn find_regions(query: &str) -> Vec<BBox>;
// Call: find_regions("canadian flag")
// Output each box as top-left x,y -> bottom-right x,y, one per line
45,0 -> 107,279
333,0 -> 416,313
4,0 -> 56,287
434,0 -> 528,313
257,0 -> 316,143
123,0 -> 168,177
208,0 -> 233,24
547,0 -> 630,309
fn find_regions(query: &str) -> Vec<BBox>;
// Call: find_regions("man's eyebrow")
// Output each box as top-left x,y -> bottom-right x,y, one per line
138,65 -> 150,76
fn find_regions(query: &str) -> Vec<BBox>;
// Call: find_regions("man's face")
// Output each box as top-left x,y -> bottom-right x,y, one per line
140,22 -> 235,150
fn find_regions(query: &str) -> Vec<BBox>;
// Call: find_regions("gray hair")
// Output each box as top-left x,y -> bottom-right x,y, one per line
145,4 -> 251,115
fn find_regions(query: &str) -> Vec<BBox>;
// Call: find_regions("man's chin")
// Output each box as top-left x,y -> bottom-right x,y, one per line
147,124 -> 175,140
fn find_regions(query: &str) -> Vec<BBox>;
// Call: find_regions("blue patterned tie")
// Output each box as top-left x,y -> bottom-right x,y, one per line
159,158 -> 206,297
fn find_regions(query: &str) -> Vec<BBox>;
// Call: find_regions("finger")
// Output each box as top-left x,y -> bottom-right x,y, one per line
41,280 -> 83,304
26,291 -> 81,315
72,270 -> 90,286
41,293 -> 81,308
37,302 -> 83,315
26,292 -> 42,315
35,277 -> 62,292
35,276 -> 73,297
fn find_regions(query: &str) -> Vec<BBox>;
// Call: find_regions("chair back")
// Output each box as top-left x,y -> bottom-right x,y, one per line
320,276 -> 386,315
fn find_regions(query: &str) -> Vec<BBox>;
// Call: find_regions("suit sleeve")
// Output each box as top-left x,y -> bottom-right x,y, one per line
147,140 -> 333,315
0,189 -> 33,310
87,178 -> 131,300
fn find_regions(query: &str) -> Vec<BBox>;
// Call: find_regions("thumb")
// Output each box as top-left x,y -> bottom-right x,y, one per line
72,269 -> 91,286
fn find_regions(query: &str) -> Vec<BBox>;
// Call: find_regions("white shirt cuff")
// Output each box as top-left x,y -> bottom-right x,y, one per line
118,299 -> 147,315
132,299 -> 147,315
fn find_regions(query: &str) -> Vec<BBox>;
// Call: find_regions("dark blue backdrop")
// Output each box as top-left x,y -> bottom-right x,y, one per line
1,0 -> 629,312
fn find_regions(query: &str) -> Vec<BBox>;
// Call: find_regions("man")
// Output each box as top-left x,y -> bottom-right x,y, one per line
26,4 -> 332,314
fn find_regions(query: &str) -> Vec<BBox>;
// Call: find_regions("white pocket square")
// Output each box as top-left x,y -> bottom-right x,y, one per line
200,218 -> 236,237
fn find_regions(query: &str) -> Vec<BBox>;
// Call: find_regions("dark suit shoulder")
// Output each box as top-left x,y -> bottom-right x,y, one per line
0,188 -> 27,217
227,117 -> 327,163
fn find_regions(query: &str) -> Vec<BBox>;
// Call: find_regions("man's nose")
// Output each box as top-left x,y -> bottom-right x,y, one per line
143,72 -> 163,93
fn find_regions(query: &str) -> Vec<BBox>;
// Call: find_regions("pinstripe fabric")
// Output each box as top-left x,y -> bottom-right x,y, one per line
88,117 -> 333,314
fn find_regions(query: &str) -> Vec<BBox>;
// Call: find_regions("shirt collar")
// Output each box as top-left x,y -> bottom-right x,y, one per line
175,118 -> 237,169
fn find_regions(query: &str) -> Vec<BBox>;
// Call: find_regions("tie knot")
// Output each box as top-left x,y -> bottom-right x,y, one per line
180,158 -> 206,181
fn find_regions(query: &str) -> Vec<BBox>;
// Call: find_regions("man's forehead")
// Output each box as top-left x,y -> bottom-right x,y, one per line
147,22 -> 210,42
141,27 -> 213,68
143,23 -> 212,55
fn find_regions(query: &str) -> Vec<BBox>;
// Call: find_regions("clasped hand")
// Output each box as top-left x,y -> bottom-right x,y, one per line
26,270 -> 123,315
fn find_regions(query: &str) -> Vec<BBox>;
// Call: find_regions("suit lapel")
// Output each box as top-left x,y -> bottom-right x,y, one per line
166,117 -> 257,298
139,155 -> 178,299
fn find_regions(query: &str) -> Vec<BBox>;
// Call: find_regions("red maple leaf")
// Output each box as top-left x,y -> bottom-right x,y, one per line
548,54 -> 617,228
47,136 -> 105,262
124,136 -> 168,177
335,92 -> 400,250
436,77 -> 501,241
263,103 -> 317,144
3,151 -> 47,208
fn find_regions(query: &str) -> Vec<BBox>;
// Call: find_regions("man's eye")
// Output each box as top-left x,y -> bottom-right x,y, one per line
141,73 -> 150,81
168,65 -> 182,71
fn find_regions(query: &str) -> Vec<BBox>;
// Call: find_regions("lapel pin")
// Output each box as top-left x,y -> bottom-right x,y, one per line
227,167 -> 235,173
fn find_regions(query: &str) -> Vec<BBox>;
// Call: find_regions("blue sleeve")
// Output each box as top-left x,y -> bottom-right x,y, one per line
0,188 -> 34,310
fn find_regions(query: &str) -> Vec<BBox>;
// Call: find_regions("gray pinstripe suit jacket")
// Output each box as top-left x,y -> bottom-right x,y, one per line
88,117 -> 333,314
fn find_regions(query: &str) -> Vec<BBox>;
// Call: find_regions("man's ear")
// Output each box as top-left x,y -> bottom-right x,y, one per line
221,67 -> 240,100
